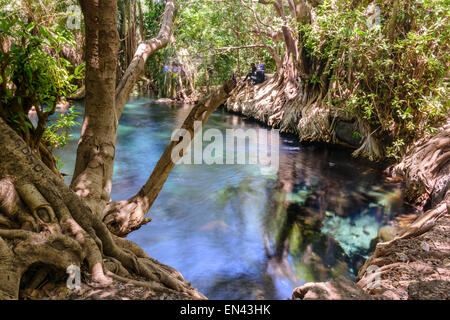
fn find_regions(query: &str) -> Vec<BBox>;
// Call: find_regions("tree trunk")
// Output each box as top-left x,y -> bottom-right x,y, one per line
71,0 -> 120,219
71,0 -> 175,221
104,80 -> 236,236
115,0 -> 175,117
125,0 -> 138,68
0,117 -> 204,299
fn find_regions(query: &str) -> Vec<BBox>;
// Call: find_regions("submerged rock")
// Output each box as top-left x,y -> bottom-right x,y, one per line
321,211 -> 381,258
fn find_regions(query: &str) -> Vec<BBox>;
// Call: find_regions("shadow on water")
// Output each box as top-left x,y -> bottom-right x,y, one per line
53,98 -> 410,300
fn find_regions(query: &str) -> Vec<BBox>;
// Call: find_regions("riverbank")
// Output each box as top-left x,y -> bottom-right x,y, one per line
226,79 -> 450,300
226,77 -> 376,158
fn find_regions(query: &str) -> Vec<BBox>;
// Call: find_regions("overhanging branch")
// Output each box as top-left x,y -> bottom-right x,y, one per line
115,0 -> 175,118
104,80 -> 236,236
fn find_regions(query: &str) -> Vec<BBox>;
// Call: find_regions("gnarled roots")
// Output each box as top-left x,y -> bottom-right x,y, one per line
0,118 -> 205,300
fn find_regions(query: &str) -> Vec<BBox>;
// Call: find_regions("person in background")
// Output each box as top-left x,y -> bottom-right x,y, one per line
243,63 -> 257,82
255,60 -> 265,84
256,60 -> 265,71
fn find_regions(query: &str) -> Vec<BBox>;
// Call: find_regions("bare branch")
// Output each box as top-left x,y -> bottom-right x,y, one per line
104,81 -> 236,236
239,0 -> 282,67
216,44 -> 267,51
115,0 -> 175,118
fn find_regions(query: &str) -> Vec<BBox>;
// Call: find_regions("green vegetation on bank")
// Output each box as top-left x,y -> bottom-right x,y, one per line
0,11 -> 82,150
143,0 -> 448,159
300,0 -> 448,159
1,0 -> 448,160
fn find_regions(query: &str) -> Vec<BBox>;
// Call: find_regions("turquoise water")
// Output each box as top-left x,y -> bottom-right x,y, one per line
53,98 -> 408,300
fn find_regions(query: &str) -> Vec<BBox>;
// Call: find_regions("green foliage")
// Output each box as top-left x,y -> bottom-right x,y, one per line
43,106 -> 81,149
0,14 -> 82,156
143,0 -> 167,38
0,18 -> 80,106
7,111 -> 33,133
386,138 -> 405,160
145,0 -> 276,97
300,0 -> 449,159
352,131 -> 362,139
55,156 -> 65,172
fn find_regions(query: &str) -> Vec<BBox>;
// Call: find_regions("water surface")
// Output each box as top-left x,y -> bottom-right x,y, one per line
54,98 -> 408,300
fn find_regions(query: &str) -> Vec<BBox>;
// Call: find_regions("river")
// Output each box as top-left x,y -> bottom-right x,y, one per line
53,98 -> 409,300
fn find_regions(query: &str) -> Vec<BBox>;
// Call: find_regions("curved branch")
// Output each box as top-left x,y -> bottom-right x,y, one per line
104,80 -> 236,236
240,0 -> 282,69
115,0 -> 175,118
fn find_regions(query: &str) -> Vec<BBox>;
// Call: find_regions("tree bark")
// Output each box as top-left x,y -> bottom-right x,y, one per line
104,80 -> 236,236
71,0 -> 175,221
0,117 -> 203,299
115,0 -> 175,118
70,0 -> 120,219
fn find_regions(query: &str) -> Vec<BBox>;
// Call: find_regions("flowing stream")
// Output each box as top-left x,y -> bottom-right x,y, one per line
53,98 -> 409,300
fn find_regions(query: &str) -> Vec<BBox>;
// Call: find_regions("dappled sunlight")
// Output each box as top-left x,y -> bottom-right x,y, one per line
72,172 -> 94,198
0,178 -> 19,215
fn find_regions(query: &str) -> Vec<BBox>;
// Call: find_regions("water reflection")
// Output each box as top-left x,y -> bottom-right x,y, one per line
53,99 -> 408,300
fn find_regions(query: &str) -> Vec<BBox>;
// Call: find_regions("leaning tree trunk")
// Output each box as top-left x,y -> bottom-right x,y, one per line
115,0 -> 175,118
0,116 -> 204,300
104,80 -> 236,236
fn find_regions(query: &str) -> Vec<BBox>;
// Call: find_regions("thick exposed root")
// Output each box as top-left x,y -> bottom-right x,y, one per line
351,120 -> 384,161
0,117 -> 204,300
0,229 -> 83,299
356,195 -> 450,299
391,126 -> 450,209
103,198 -> 151,237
